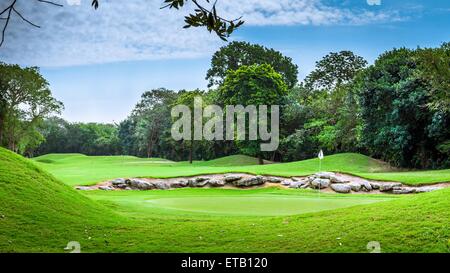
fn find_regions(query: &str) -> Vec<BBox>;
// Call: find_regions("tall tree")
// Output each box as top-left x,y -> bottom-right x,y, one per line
132,88 -> 177,158
206,41 -> 299,88
173,89 -> 204,164
0,63 -> 63,153
415,42 -> 450,113
305,50 -> 367,91
217,64 -> 287,164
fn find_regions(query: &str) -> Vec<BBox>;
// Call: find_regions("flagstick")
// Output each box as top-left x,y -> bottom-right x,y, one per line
318,158 -> 321,198
317,150 -> 323,199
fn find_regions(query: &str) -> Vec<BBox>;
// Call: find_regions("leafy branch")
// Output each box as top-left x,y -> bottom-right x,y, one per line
161,0 -> 244,41
0,0 -> 63,47
0,0 -> 243,48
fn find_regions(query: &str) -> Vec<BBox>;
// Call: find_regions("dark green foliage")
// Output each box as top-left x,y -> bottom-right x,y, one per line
217,64 -> 288,163
0,63 -> 63,156
36,119 -> 121,156
359,47 -> 450,168
25,42 -> 450,169
206,41 -> 298,88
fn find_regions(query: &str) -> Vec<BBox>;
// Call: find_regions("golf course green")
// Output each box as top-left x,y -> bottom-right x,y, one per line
1,147 -> 449,252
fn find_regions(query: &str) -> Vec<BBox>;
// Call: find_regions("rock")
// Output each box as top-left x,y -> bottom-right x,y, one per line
300,183 -> 310,189
288,182 -> 302,189
114,183 -> 128,189
196,177 -> 209,182
171,180 -> 189,188
111,178 -> 126,185
209,179 -> 226,187
76,186 -> 92,191
314,172 -> 335,179
330,184 -> 351,193
392,187 -> 416,194
414,186 -> 442,193
153,181 -> 170,190
379,183 -> 402,192
189,179 -> 209,187
233,176 -> 264,187
349,182 -> 362,192
281,180 -> 292,186
111,178 -> 127,189
329,175 -> 349,184
263,177 -> 283,183
128,179 -> 154,190
359,180 -> 373,191
99,186 -> 113,191
223,175 -> 242,182
370,182 -> 380,190
310,178 -> 330,189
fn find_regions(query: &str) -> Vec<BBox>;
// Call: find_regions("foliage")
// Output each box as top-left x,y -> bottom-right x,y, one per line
359,47 -> 449,168
305,50 -> 367,91
18,42 -> 450,169
132,88 -> 178,158
36,118 -> 121,156
415,42 -> 450,113
217,64 -> 288,163
92,0 -> 244,41
0,63 -> 63,156
206,41 -> 298,88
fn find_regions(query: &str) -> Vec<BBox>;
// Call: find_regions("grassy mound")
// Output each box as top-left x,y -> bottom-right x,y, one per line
197,154 -> 273,167
0,148 -> 121,252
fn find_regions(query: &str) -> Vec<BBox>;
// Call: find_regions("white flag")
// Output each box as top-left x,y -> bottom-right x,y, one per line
318,149 -> 324,160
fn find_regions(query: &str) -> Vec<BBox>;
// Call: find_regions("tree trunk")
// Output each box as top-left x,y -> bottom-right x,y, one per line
147,129 -> 158,158
189,141 -> 193,164
258,154 -> 264,165
147,141 -> 153,158
271,151 -> 276,162
0,114 -> 3,147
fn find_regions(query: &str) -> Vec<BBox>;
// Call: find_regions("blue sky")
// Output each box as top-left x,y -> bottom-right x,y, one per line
0,0 -> 449,122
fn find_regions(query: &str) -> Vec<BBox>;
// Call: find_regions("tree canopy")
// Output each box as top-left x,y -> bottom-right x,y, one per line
304,50 -> 367,91
206,41 -> 299,88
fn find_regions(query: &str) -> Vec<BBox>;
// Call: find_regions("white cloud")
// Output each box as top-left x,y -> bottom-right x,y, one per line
0,0 -> 406,67
66,0 -> 81,6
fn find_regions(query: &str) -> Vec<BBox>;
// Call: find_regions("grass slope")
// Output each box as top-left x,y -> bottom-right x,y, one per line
34,153 -> 450,186
194,154 -> 273,167
0,148 -> 123,252
1,148 -> 450,252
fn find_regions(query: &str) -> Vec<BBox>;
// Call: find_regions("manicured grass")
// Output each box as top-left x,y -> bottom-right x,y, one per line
33,153 -> 450,186
87,188 -> 392,217
1,148 -> 449,253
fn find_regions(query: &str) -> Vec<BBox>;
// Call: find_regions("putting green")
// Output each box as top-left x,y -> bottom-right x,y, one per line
145,195 -> 387,216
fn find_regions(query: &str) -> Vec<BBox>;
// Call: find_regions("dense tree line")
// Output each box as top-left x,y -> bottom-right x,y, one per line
2,41 -> 449,169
